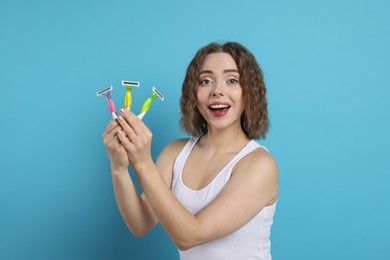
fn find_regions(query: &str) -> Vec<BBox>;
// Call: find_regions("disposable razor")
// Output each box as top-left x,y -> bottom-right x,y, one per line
97,86 -> 118,119
122,80 -> 140,110
138,87 -> 164,120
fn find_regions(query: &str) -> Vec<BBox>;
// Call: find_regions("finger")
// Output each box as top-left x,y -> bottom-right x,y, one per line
103,125 -> 121,145
138,118 -> 152,136
116,113 -> 138,141
102,119 -> 119,138
117,129 -> 134,151
120,109 -> 152,143
120,108 -> 153,146
105,130 -> 124,154
119,109 -> 144,136
126,109 -> 152,140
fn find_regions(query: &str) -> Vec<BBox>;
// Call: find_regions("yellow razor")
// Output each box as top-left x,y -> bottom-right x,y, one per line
137,87 -> 164,120
122,80 -> 140,110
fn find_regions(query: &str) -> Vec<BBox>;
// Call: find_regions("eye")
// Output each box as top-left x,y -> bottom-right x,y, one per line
200,79 -> 213,87
227,78 -> 239,85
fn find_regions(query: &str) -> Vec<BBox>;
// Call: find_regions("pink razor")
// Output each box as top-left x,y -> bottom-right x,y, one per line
97,86 -> 118,119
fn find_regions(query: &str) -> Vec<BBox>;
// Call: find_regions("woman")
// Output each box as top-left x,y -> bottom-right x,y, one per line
102,42 -> 279,259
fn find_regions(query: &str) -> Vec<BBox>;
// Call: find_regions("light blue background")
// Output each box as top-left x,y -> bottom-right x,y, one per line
1,0 -> 389,259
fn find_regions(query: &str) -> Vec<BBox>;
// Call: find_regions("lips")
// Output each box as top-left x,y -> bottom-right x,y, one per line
208,102 -> 231,117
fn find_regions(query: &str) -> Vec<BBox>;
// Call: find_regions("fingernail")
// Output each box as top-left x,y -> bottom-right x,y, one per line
120,108 -> 126,114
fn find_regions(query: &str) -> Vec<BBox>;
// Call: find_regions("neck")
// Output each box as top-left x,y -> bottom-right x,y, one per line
198,126 -> 250,154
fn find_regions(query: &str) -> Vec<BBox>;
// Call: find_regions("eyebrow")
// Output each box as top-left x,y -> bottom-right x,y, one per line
199,69 -> 239,75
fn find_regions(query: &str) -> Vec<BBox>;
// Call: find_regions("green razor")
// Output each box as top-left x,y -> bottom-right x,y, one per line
137,87 -> 164,119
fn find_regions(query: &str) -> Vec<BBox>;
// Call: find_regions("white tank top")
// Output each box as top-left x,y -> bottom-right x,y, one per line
171,137 -> 277,260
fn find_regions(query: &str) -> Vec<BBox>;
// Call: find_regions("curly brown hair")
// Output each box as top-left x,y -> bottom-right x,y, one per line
180,42 -> 269,139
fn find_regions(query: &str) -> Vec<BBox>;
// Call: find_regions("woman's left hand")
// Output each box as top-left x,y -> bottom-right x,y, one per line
115,108 -> 153,170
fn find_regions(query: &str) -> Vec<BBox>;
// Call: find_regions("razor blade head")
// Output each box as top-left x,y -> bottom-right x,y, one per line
152,86 -> 164,101
122,80 -> 140,87
97,86 -> 113,96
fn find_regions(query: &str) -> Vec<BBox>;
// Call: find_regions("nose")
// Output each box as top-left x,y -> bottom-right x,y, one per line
212,82 -> 224,97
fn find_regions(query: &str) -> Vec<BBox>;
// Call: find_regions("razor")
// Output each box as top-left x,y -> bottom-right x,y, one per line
97,86 -> 118,119
122,80 -> 140,110
137,86 -> 164,120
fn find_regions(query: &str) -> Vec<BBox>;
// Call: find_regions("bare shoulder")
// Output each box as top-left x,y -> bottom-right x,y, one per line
156,138 -> 189,165
162,138 -> 190,156
156,138 -> 190,188
232,145 -> 279,204
237,146 -> 278,173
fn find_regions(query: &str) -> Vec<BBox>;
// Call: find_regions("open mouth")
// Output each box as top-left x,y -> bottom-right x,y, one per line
209,104 -> 231,113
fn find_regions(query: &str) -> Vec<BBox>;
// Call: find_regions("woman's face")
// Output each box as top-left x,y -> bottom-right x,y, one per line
196,52 -> 244,132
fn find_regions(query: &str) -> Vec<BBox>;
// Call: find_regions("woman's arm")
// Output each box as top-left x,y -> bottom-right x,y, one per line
103,119 -> 181,237
110,169 -> 156,237
116,109 -> 279,250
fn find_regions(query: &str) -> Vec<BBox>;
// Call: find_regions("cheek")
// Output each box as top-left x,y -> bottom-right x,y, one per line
235,88 -> 244,103
236,89 -> 245,112
195,90 -> 205,111
196,88 -> 208,104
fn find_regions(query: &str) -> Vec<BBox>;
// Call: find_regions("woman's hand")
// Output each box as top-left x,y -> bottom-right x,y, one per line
116,108 -> 154,171
102,119 -> 129,172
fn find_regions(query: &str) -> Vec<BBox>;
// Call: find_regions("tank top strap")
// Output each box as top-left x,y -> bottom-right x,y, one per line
172,137 -> 199,184
219,140 -> 268,182
173,138 -> 268,188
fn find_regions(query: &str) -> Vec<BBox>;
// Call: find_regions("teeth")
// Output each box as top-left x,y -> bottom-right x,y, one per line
210,104 -> 229,109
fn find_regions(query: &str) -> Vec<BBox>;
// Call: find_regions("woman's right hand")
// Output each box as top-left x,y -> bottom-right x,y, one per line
102,119 -> 129,172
